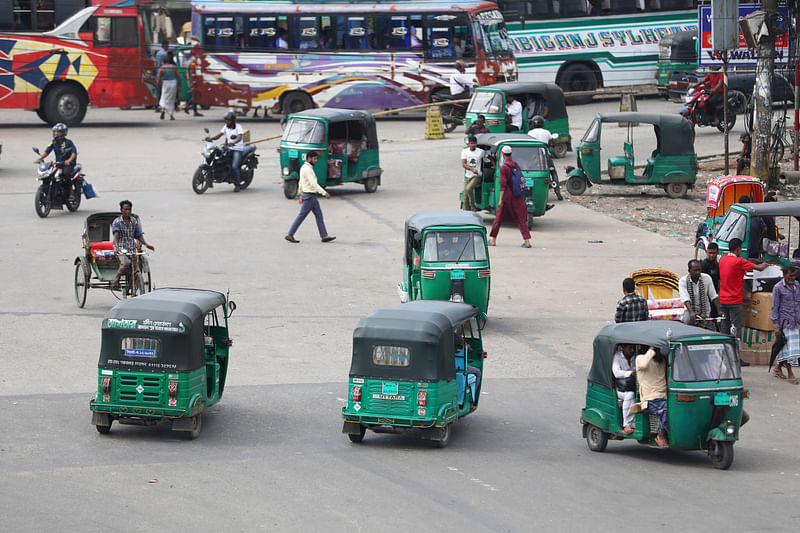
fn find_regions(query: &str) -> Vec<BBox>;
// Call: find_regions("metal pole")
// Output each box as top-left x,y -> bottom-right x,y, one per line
723,50 -> 729,174
794,17 -> 799,171
752,0 -> 778,184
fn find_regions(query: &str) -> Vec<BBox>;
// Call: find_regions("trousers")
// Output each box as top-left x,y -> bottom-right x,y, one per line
616,390 -> 635,427
288,193 -> 328,237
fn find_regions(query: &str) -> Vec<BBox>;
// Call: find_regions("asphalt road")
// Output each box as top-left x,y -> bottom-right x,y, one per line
0,101 -> 797,531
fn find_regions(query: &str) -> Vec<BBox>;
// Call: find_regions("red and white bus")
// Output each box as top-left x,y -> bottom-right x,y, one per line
0,0 -> 168,125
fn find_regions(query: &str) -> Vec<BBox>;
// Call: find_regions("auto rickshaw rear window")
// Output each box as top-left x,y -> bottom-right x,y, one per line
120,337 -> 161,359
468,92 -> 502,114
423,231 -> 487,262
373,345 -> 410,367
282,119 -> 325,144
672,343 -> 740,382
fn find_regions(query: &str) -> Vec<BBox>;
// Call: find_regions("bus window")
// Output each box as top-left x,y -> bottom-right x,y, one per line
84,16 -> 139,48
409,15 -> 423,49
319,16 -> 336,49
293,16 -> 319,50
385,16 -> 410,49
204,16 -> 236,51
344,16 -> 372,50
246,16 -> 277,49
425,22 -> 453,60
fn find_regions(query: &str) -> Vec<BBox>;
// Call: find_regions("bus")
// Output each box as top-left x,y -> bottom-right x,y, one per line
496,1 -> 699,103
188,1 -> 517,115
0,0 -> 168,125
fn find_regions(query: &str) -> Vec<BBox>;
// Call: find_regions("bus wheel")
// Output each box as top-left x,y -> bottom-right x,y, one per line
45,85 -> 87,126
560,64 -> 596,105
36,107 -> 49,123
282,92 -> 313,115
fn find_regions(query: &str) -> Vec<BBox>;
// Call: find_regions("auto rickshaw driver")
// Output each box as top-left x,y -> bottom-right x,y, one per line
454,332 -> 481,407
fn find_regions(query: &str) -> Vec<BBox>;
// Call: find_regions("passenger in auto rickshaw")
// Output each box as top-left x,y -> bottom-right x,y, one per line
454,333 -> 481,407
612,344 -> 637,435
630,346 -> 669,448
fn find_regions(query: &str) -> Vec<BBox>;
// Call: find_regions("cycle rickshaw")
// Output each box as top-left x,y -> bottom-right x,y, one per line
73,212 -> 153,308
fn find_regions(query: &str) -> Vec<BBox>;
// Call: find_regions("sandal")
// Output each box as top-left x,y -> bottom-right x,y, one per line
789,378 -> 799,385
773,369 -> 787,379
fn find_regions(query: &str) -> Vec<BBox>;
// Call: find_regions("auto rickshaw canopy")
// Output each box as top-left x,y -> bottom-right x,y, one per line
734,199 -> 800,218
350,301 -> 479,381
595,113 -> 696,157
404,210 -> 485,266
284,108 -> 378,148
588,321 -> 731,390
476,82 -> 568,121
99,288 -> 227,372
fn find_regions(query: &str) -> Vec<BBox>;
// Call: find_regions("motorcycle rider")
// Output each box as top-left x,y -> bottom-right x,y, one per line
449,60 -> 476,100
205,111 -> 245,192
689,66 -> 724,126
34,123 -> 77,199
527,115 -> 560,204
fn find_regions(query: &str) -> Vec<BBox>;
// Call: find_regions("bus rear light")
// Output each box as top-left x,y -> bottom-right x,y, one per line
101,377 -> 112,393
352,385 -> 362,402
168,381 -> 179,398
417,390 -> 427,407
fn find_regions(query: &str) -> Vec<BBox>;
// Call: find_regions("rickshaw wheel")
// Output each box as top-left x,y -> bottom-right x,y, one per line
693,240 -> 706,260
566,176 -> 586,196
34,186 -> 51,218
364,177 -> 379,193
665,183 -> 688,198
185,414 -> 203,440
283,180 -> 298,199
552,143 -> 568,159
709,440 -> 734,470
192,168 -> 210,194
74,262 -> 89,308
435,424 -> 452,448
585,424 -> 608,452
239,168 -> 254,190
348,425 -> 366,443
95,423 -> 112,434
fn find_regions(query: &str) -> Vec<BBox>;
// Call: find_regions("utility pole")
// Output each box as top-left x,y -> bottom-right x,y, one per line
751,0 -> 778,183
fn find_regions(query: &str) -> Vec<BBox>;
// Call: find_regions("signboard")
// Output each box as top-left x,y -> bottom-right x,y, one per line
699,3 -> 791,66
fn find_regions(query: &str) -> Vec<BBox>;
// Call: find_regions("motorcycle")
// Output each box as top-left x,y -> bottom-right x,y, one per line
32,146 -> 84,218
192,128 -> 259,194
684,88 -> 744,132
432,91 -> 469,134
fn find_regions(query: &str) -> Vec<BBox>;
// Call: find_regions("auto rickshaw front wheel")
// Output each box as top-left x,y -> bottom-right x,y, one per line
283,179 -> 298,199
665,183 -> 688,198
585,424 -> 608,452
348,425 -> 366,443
709,440 -> 734,470
566,176 -> 586,196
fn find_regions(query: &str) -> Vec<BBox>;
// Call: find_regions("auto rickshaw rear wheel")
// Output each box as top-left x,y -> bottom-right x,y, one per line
364,177 -> 379,193
95,422 -> 112,434
435,424 -> 452,448
284,179 -> 298,199
552,143 -> 568,159
348,425 -> 366,443
185,413 -> 203,440
709,440 -> 734,470
585,424 -> 608,452
665,183 -> 688,198
566,176 -> 586,196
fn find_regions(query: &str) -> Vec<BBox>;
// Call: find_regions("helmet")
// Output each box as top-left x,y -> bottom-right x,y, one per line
680,107 -> 689,115
224,111 -> 236,122
52,123 -> 67,138
531,115 -> 545,128
739,132 -> 751,142
454,60 -> 465,73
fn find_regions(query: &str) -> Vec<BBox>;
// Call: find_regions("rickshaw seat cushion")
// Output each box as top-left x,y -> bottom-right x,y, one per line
90,241 -> 114,260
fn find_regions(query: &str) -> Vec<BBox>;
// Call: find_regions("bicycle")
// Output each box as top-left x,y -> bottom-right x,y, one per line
116,248 -> 150,299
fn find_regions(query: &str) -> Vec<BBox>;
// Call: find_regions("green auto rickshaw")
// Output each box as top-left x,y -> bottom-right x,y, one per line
89,288 -> 236,439
711,199 -> 800,264
465,82 -> 571,158
342,300 -> 485,447
657,30 -> 697,99
565,112 -> 698,198
399,211 -> 490,316
279,108 -> 383,199
582,321 -> 747,469
469,134 -> 555,229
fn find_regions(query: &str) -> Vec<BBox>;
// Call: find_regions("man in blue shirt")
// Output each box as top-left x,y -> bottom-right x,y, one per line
111,200 -> 155,290
34,123 -> 77,198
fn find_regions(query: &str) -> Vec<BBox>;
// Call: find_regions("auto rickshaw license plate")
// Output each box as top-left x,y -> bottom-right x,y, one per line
714,392 -> 730,406
382,382 -> 398,395
450,269 -> 465,280
524,178 -> 534,187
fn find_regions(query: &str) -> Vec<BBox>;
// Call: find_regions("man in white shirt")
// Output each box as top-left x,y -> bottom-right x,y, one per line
527,115 -> 552,144
679,259 -> 720,327
612,344 -> 637,434
285,151 -> 336,244
449,60 -> 476,100
461,136 -> 485,211
506,94 -> 522,131
277,28 -> 289,49
205,111 -> 245,192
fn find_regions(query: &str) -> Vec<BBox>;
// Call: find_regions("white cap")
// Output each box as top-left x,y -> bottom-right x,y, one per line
501,145 -> 512,154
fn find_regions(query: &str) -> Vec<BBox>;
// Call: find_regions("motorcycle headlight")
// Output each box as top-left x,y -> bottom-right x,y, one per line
282,167 -> 290,176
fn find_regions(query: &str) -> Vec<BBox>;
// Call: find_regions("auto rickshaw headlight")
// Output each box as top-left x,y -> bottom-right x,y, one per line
727,424 -> 735,435
282,167 -> 290,176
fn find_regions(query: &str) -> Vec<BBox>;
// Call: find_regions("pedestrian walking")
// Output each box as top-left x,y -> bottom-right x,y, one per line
157,52 -> 179,120
488,145 -> 531,248
285,151 -> 336,244
615,277 -> 649,323
771,265 -> 800,384
461,135 -> 484,211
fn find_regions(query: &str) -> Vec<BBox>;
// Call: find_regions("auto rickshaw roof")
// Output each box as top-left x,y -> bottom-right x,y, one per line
350,301 -> 479,380
588,321 -> 731,390
596,112 -> 696,156
474,133 -> 548,149
476,82 -> 567,120
103,288 -> 226,327
734,200 -> 800,217
405,210 -> 484,233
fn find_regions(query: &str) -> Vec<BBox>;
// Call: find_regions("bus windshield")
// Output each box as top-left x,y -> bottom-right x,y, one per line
476,10 -> 512,57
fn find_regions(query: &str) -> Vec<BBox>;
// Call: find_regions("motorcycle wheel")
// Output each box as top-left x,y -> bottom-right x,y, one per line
443,121 -> 458,133
716,113 -> 736,133
66,189 -> 81,212
239,167 -> 254,190
192,167 -> 210,194
34,186 -> 51,218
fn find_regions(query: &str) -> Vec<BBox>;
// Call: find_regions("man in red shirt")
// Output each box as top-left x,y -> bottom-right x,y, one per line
719,238 -> 768,366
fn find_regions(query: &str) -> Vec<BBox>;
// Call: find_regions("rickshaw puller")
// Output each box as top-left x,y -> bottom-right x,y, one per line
488,146 -> 531,248
111,200 -> 155,290
631,347 -> 669,448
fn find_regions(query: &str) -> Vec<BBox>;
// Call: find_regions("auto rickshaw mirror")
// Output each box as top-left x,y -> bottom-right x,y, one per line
32,147 -> 40,154
228,300 -> 237,316
203,128 -> 209,134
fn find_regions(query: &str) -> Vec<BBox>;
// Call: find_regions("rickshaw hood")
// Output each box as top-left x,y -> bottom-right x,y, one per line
588,322 -> 729,390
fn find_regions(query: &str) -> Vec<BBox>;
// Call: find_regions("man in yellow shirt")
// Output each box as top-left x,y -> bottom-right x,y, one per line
285,151 -> 336,244
630,346 -> 669,448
